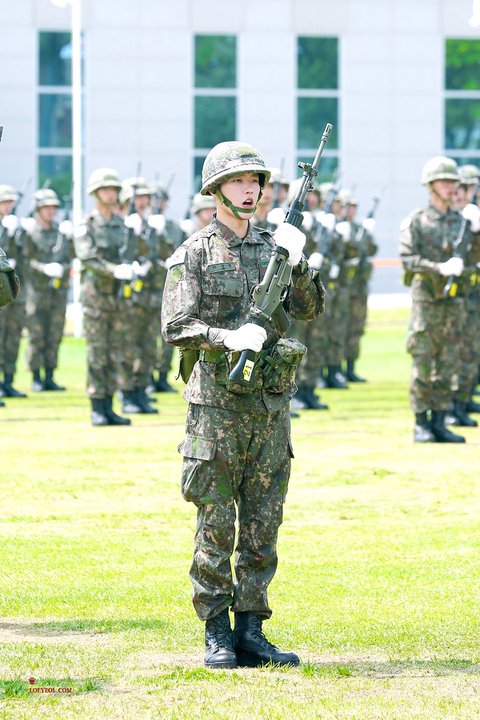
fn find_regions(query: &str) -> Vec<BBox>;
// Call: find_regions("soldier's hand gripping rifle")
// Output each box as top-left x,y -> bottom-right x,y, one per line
228,122 -> 333,387
442,177 -> 480,298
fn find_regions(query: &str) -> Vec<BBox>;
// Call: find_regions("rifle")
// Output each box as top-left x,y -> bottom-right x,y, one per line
443,177 -> 480,298
119,163 -> 142,299
228,122 -> 333,387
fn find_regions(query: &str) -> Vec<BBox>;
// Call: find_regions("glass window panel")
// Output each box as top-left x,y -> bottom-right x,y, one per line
445,39 -> 480,91
193,156 -> 207,193
39,94 -> 72,148
296,155 -> 338,184
297,97 -> 338,150
195,35 -> 236,89
194,96 -> 236,148
38,155 -> 72,202
451,155 -> 480,167
297,37 -> 338,90
39,31 -> 72,86
445,99 -> 480,151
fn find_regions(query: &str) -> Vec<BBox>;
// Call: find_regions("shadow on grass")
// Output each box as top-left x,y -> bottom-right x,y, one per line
301,658 -> 480,679
0,618 -> 167,636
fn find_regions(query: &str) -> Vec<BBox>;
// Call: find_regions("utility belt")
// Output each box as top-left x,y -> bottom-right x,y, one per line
402,270 -> 477,299
179,338 -> 307,395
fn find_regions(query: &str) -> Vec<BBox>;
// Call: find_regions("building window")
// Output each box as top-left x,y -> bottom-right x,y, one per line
193,35 -> 237,190
38,31 -> 83,203
445,38 -> 480,165
296,37 -> 339,180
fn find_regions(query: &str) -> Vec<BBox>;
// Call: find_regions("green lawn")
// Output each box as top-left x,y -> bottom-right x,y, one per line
1,306 -> 480,719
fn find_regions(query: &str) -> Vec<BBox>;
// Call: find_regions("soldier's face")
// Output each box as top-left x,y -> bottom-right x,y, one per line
97,187 -> 119,206
220,173 -> 261,217
38,205 -> 57,223
0,200 -> 14,217
197,207 -> 215,227
431,179 -> 458,203
134,195 -> 151,213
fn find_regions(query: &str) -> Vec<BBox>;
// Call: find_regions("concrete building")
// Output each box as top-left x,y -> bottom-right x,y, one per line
1,0 -> 479,292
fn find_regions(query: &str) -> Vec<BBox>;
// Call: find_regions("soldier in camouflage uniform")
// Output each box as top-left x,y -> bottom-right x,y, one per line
0,247 -> 20,406
400,156 -> 480,443
162,142 -> 325,670
0,185 -> 27,398
74,168 -> 133,427
19,188 -> 74,392
341,195 -> 378,383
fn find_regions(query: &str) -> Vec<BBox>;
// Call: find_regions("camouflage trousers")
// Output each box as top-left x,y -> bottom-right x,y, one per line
322,284 -> 350,366
0,297 -> 26,375
25,288 -> 67,371
407,299 -> 462,413
455,295 -> 480,402
83,298 -> 125,398
179,402 -> 292,622
345,283 -> 369,362
119,298 -> 161,390
290,314 -> 324,386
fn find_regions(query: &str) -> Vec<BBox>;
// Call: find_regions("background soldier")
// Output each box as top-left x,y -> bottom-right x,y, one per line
0,185 -> 27,398
19,188 -> 74,392
162,141 -> 325,670
74,168 -> 132,427
0,247 -> 20,407
400,156 -> 480,443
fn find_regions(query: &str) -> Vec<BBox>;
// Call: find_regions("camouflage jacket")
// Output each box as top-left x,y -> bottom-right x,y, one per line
161,217 -> 325,413
347,220 -> 378,286
400,203 -> 480,302
74,209 -> 130,303
21,220 -> 74,292
0,246 -> 19,308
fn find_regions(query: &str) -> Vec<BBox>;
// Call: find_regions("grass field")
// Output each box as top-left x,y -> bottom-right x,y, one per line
1,306 -> 480,719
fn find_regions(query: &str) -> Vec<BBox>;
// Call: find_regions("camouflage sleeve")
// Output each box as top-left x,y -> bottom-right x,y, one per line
161,242 -> 228,349
399,213 -> 439,275
0,250 -> 19,307
74,221 -> 116,277
284,257 -> 326,320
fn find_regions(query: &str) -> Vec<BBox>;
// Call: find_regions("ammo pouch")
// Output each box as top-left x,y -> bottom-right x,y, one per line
260,337 -> 307,394
402,269 -> 413,287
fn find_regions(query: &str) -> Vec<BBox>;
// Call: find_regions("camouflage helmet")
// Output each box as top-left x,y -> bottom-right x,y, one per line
87,167 -> 122,195
34,188 -> 60,209
119,176 -> 152,205
190,192 -> 216,215
200,141 -> 271,196
458,164 -> 480,185
339,189 -> 358,206
421,156 -> 459,185
268,167 -> 289,187
0,184 -> 18,204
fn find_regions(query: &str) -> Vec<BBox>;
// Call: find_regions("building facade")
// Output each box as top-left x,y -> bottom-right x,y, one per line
1,0 -> 479,292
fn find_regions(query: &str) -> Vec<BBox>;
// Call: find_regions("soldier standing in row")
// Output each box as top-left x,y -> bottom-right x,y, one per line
0,185 -> 27,398
0,247 -> 20,407
19,188 -> 74,392
162,141 -> 325,670
74,168 -> 132,427
400,156 -> 480,443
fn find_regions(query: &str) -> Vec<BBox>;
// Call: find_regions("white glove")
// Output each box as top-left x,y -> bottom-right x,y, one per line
147,214 -> 166,235
301,211 -> 313,232
462,203 -> 480,233
266,207 -> 286,227
335,220 -> 351,241
272,223 -> 306,266
21,217 -> 36,234
308,252 -> 324,270
59,220 -> 73,238
362,217 -> 376,234
438,257 -> 464,277
2,214 -> 19,237
113,263 -> 134,281
7,258 -> 17,269
224,323 -> 267,353
320,212 -> 336,232
329,263 -> 340,280
132,260 -> 152,277
43,262 -> 64,279
124,213 -> 143,236
180,218 -> 195,237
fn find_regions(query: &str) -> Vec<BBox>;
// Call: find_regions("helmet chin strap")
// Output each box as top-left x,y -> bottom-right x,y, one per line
214,188 -> 261,219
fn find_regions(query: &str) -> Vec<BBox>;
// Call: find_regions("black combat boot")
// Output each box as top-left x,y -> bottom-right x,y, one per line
204,609 -> 237,669
105,395 -> 131,425
413,411 -> 436,443
43,368 -> 66,391
345,359 -> 367,383
465,398 -> 480,414
291,386 -> 309,411
3,373 -> 27,398
154,372 -> 177,393
431,410 -> 465,443
90,398 -> 109,427
31,369 -> 45,392
122,390 -> 144,414
326,366 -> 348,389
452,400 -> 478,427
233,612 -> 300,668
0,397 -> 5,407
134,388 -> 159,414
302,385 -> 329,410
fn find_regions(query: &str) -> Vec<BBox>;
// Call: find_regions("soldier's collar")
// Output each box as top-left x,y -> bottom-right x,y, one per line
212,217 -> 263,247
